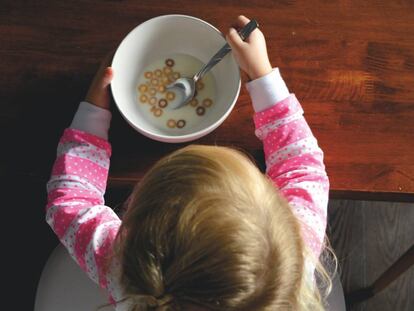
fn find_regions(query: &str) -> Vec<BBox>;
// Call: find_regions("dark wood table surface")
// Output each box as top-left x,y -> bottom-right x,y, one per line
2,0 -> 414,201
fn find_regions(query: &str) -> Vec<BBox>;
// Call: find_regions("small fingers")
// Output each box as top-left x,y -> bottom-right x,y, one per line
92,67 -> 113,91
102,67 -> 113,85
237,15 -> 251,27
226,27 -> 244,48
231,15 -> 250,30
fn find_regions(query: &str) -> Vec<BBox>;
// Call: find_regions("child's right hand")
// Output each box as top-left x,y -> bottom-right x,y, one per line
226,15 -> 273,80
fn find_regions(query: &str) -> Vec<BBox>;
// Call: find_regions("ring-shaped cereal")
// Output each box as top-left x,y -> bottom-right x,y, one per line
149,88 -> 157,96
163,67 -> 172,74
154,69 -> 162,77
202,98 -> 213,107
167,119 -> 176,128
153,108 -> 163,117
176,119 -> 186,128
151,78 -> 159,86
158,85 -> 166,93
173,72 -> 181,80
161,76 -> 170,85
158,98 -> 168,108
138,84 -> 148,93
190,98 -> 198,107
144,71 -> 153,79
149,97 -> 157,105
139,94 -> 148,103
165,58 -> 175,67
166,91 -> 175,101
196,81 -> 204,91
196,106 -> 206,116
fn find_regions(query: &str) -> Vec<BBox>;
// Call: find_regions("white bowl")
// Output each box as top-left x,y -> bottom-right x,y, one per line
111,15 -> 241,143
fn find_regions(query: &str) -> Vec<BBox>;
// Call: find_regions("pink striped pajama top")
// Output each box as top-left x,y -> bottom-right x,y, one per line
46,68 -> 329,309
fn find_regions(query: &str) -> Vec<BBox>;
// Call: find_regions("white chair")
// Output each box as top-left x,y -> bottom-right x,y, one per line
35,244 -> 113,311
36,244 -> 345,311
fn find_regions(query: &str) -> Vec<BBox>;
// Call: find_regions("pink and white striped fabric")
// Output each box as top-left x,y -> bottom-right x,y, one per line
46,94 -> 328,308
254,94 -> 329,257
46,128 -> 123,304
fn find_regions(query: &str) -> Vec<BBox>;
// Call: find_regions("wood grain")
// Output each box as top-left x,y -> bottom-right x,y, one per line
328,199 -> 414,311
1,0 -> 414,199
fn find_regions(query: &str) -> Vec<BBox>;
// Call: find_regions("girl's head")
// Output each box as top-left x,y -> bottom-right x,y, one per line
114,145 -> 333,310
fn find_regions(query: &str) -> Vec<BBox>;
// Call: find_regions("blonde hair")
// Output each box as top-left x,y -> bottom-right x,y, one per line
111,145 -> 336,310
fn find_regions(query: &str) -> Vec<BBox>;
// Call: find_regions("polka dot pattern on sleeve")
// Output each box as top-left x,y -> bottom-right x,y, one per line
54,205 -> 90,239
74,212 -> 118,271
266,151 -> 325,180
264,136 -> 319,169
61,128 -> 111,157
263,118 -> 313,157
47,174 -> 103,196
105,259 -> 125,307
57,142 -> 110,170
253,94 -> 301,129
300,222 -> 324,258
47,177 -> 102,199
282,187 -> 327,220
45,126 -> 123,299
252,93 -> 329,260
255,110 -> 303,140
47,187 -> 103,209
94,226 -> 119,289
52,154 -> 108,192
82,220 -> 120,289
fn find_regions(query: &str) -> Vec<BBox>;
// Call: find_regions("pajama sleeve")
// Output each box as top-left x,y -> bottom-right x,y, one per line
247,69 -> 329,258
45,102 -> 122,302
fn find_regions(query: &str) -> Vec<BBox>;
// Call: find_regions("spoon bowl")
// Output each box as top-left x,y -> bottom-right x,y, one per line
166,77 -> 196,109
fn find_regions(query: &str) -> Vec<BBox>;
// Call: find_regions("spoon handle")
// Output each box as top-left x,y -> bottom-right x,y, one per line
194,19 -> 259,81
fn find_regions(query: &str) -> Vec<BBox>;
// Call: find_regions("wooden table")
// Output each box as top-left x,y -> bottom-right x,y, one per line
1,0 -> 414,201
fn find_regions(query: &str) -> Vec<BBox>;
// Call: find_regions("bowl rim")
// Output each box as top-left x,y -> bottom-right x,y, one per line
110,14 -> 241,143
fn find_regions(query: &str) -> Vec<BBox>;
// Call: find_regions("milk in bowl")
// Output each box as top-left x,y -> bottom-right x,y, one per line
136,53 -> 216,133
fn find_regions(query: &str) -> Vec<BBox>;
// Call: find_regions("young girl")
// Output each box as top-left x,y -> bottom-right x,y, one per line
46,15 -> 337,310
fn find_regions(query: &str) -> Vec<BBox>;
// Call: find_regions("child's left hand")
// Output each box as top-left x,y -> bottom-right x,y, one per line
85,53 -> 114,110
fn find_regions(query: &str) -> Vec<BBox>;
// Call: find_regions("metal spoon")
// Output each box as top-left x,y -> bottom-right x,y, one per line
166,19 -> 259,110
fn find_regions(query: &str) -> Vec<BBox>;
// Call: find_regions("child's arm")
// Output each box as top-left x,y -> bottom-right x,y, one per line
227,16 -> 329,259
251,88 -> 329,259
45,64 -> 122,302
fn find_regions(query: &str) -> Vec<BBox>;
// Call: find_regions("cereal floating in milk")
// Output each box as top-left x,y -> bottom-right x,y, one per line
202,98 -> 213,107
167,119 -> 176,128
136,54 -> 216,131
176,120 -> 186,128
196,106 -> 206,116
165,58 -> 174,67
190,98 -> 198,107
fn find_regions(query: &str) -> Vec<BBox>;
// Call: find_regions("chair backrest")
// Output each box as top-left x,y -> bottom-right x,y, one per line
35,244 -> 112,311
37,245 -> 345,311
